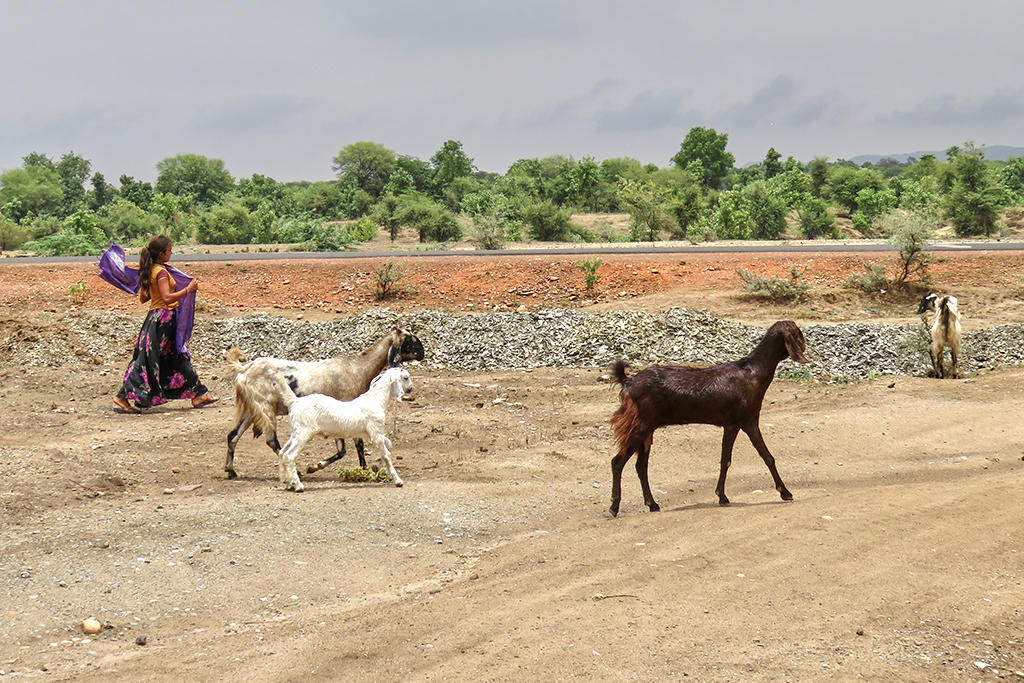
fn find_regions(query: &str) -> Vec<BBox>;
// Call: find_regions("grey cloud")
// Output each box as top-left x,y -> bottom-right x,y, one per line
719,76 -> 798,127
778,93 -> 846,127
595,89 -> 700,133
342,1 -> 584,48
191,95 -> 326,136
523,79 -> 621,128
877,91 -> 1024,126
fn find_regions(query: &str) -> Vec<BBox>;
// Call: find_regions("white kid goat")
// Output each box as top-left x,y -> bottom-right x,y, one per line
274,367 -> 413,492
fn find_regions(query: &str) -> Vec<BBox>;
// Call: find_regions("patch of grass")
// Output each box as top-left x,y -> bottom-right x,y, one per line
736,266 -> 810,303
545,450 -> 568,459
777,366 -> 813,381
337,466 -> 392,483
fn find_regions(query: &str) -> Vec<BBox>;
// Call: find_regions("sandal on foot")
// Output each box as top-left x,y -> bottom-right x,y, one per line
113,397 -> 140,414
191,395 -> 219,408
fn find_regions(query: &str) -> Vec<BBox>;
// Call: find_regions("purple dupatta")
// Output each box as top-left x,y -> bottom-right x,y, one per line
97,243 -> 196,354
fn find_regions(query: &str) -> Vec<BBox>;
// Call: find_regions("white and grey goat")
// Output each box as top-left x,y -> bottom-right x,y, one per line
275,367 -> 413,492
917,292 -> 962,378
225,328 -> 424,478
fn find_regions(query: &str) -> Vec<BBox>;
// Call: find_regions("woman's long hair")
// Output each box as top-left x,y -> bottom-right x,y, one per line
139,235 -> 172,293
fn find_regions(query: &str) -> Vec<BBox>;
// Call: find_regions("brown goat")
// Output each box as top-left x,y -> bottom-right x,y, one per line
608,320 -> 808,516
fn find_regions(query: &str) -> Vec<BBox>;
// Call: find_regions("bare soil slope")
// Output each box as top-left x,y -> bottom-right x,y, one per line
1,250 -> 1023,680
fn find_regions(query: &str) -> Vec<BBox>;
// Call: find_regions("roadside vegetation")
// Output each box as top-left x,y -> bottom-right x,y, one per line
2,131 -> 1023,256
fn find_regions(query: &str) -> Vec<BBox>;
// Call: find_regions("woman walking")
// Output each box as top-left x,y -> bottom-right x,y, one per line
110,235 -> 217,413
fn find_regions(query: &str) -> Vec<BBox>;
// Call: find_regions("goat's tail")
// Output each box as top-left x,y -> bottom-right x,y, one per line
610,359 -> 631,386
941,296 -> 960,320
225,347 -> 249,374
273,373 -> 298,412
610,390 -> 640,454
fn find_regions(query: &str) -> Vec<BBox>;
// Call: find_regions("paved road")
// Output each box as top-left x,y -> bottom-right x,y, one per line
3,241 -> 1023,265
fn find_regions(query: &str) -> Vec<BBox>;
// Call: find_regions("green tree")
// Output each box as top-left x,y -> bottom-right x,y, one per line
565,156 -> 602,211
105,198 -> 163,240
55,152 -> 91,214
616,179 -> 677,241
237,173 -> 293,214
521,200 -> 574,241
194,198 -> 254,244
90,172 -> 114,210
0,166 -> 64,220
797,197 -> 837,238
711,190 -> 753,239
400,194 -> 461,242
671,126 -> 735,189
762,147 -> 783,179
118,174 -> 153,209
0,217 -> 29,250
22,152 -> 55,169
290,181 -> 353,219
1000,156 -> 1024,197
905,153 -> 941,181
742,181 -> 787,239
807,157 -> 829,198
430,139 -> 474,199
332,141 -> 396,198
824,166 -> 886,213
944,143 -> 1005,237
371,192 -> 404,241
155,154 -> 234,206
381,168 -> 415,196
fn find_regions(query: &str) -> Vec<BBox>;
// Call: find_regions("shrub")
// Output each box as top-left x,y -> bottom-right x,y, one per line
685,212 -> 720,243
736,266 -> 810,303
372,260 -> 408,300
797,197 -> 837,238
393,193 -> 461,242
743,181 -> 787,239
577,257 -> 602,290
304,222 -> 354,251
345,216 -> 378,242
194,200 -> 253,244
105,199 -> 164,241
271,217 -> 318,243
0,219 -> 29,251
469,204 -> 508,250
522,200 -> 573,241
844,262 -> 891,294
885,211 -> 934,288
24,228 -> 107,256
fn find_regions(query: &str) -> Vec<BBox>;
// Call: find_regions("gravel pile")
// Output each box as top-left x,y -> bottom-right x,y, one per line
10,307 -> 1024,379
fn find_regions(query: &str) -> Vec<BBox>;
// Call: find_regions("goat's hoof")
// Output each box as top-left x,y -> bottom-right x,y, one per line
718,497 -> 731,506
394,480 -> 404,488
647,501 -> 660,512
779,488 -> 794,501
609,506 -> 619,517
225,470 -> 237,479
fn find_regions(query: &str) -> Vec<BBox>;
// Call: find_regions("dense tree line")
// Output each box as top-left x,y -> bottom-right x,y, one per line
1,129 -> 1021,255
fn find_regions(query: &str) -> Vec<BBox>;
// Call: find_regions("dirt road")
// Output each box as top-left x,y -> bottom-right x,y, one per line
1,251 -> 1023,680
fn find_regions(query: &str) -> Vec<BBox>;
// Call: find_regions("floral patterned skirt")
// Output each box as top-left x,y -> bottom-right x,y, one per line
116,307 -> 207,409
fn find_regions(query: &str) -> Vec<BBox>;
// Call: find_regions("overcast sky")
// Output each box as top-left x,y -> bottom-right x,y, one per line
3,0 -> 1023,183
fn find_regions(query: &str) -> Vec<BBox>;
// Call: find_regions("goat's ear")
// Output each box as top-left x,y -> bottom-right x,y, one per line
387,345 -> 400,367
785,329 -> 809,364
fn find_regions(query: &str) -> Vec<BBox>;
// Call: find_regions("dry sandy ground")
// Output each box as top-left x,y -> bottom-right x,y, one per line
2,251 -> 1024,681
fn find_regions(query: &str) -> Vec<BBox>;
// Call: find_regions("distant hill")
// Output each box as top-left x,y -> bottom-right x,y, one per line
847,145 -> 1024,165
